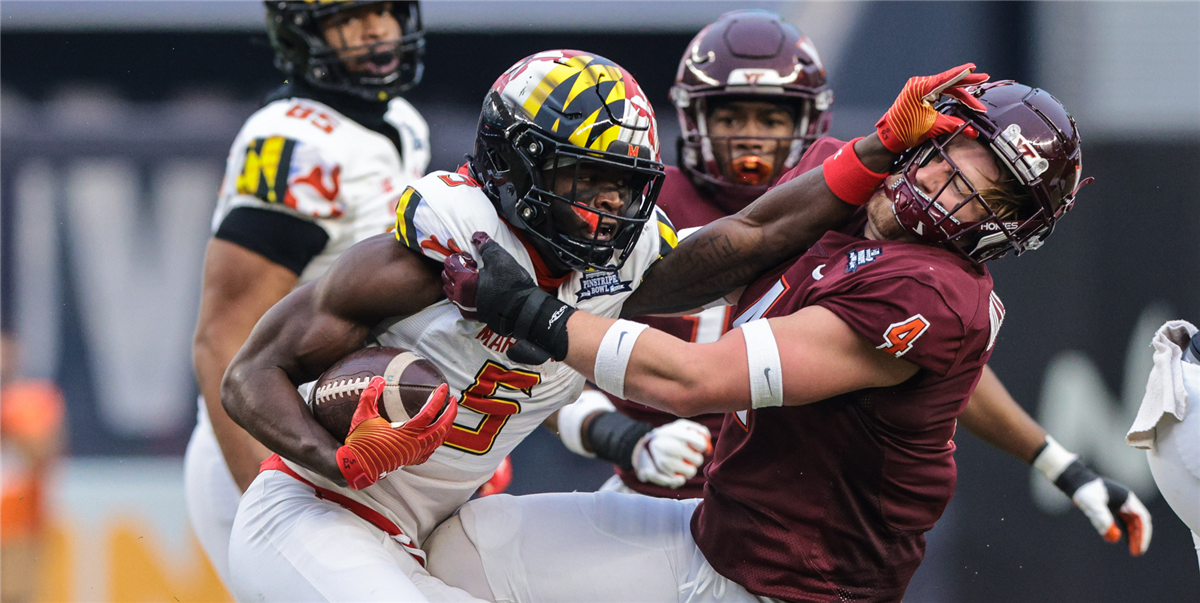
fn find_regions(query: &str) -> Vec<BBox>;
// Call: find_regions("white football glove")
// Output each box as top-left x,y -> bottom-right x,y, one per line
632,419 -> 713,488
1034,436 -> 1152,556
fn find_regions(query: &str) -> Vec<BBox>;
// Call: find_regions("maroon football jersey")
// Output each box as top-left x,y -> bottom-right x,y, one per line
609,143 -> 850,498
691,213 -> 1001,602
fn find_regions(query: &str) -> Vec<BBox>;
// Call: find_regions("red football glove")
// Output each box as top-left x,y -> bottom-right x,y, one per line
442,252 -> 479,320
476,455 -> 513,497
875,63 -> 990,153
336,377 -> 459,490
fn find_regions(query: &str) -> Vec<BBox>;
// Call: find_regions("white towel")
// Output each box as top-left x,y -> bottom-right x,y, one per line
1126,320 -> 1200,450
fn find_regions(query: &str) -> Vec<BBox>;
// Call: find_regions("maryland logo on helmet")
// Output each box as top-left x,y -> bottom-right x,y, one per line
492,50 -> 659,160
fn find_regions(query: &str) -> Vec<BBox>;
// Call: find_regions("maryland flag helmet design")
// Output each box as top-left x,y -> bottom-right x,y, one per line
264,1 -> 424,101
470,50 -> 666,272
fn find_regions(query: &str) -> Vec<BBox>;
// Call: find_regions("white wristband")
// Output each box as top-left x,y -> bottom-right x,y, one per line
1032,435 -> 1078,481
594,320 -> 648,399
741,319 -> 784,408
556,389 -> 616,458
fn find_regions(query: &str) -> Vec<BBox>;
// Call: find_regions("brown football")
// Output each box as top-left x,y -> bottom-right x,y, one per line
308,346 -> 447,443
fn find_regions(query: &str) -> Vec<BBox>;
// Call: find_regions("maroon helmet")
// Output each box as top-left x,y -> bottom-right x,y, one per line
888,81 -> 1092,263
671,10 -> 832,208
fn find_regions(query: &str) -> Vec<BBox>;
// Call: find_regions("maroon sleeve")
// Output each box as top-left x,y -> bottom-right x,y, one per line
811,269 -> 968,377
771,137 -> 846,189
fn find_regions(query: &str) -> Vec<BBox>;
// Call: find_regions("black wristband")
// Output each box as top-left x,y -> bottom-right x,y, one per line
586,411 -> 654,471
1054,459 -> 1099,496
499,288 -> 574,361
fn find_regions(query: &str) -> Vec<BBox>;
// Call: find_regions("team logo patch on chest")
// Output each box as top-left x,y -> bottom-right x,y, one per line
576,270 -> 632,301
845,247 -> 883,273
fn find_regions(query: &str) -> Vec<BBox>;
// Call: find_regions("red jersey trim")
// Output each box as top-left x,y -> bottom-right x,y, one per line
259,454 -> 428,567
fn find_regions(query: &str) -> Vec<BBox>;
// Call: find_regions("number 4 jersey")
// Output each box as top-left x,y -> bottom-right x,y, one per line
695,208 -> 1002,602
284,167 -> 676,546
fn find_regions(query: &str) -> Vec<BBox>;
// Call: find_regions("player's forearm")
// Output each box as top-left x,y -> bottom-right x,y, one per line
624,162 -> 865,317
222,359 -> 346,485
959,365 -> 1047,463
564,313 -> 732,417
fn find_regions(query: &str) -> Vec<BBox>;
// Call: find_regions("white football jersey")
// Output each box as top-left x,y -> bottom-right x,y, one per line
212,94 -> 430,284
285,169 -> 677,545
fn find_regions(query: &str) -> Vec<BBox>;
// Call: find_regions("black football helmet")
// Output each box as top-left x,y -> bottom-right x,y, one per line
889,81 -> 1092,263
264,1 -> 424,102
469,50 -> 665,272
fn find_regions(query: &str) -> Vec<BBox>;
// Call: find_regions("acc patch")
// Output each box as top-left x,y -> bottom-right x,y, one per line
576,270 -> 632,302
845,247 -> 883,273
236,136 -> 298,205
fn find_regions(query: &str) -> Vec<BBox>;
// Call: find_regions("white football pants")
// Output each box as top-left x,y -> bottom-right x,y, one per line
436,491 -> 780,603
228,468 -> 485,602
183,399 -> 240,588
1146,346 -> 1200,572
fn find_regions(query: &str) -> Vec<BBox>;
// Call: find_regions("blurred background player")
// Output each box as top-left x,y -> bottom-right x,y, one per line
1,332 -> 66,603
552,10 -> 1150,559
184,0 -> 430,587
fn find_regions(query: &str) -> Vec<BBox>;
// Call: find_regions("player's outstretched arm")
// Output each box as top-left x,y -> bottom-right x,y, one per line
621,168 -> 858,316
222,234 -> 444,485
623,63 -> 988,317
960,366 -> 1152,556
448,234 -> 916,415
193,239 -> 298,492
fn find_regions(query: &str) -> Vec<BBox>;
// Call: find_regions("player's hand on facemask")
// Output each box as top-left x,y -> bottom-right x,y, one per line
1033,436 -> 1152,556
632,419 -> 713,488
336,377 -> 459,490
875,63 -> 989,153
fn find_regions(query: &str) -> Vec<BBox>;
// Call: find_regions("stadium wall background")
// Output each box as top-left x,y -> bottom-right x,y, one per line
1,2 -> 1197,601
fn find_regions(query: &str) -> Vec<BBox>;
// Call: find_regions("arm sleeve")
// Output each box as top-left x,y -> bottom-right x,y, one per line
214,207 -> 330,276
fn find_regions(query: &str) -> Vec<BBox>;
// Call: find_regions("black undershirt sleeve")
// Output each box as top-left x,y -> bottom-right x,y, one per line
214,206 -> 330,276
586,411 -> 653,471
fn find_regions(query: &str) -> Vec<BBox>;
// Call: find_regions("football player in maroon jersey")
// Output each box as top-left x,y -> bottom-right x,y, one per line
552,10 -> 1150,560
431,67 -> 1145,602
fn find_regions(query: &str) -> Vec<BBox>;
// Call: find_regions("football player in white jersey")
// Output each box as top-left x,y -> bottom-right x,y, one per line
184,0 -> 430,587
219,50 -> 678,602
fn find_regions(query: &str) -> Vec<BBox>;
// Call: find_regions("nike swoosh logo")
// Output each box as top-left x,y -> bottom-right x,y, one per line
617,331 -> 628,353
811,264 -> 826,280
764,368 -> 773,395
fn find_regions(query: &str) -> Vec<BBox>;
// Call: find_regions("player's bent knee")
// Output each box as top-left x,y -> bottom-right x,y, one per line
426,514 -> 495,603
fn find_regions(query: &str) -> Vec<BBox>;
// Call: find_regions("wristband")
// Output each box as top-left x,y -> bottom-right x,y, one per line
741,319 -> 784,408
1032,435 -> 1079,481
821,138 -> 889,206
586,409 -> 653,471
594,320 -> 649,398
557,389 -> 616,458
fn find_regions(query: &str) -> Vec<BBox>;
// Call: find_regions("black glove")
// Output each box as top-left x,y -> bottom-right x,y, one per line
470,232 -> 574,362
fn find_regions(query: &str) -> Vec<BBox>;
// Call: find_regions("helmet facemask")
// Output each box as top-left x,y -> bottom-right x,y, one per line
889,82 -> 1093,263
266,1 -> 424,101
677,92 -> 831,201
507,128 -> 664,272
888,127 -> 1042,263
